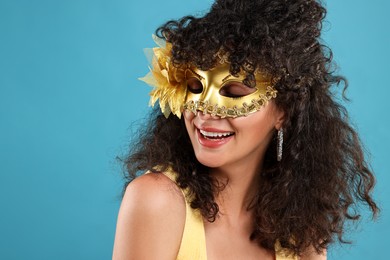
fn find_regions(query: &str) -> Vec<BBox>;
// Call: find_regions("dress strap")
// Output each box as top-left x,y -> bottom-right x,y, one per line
275,241 -> 299,260
162,169 -> 208,260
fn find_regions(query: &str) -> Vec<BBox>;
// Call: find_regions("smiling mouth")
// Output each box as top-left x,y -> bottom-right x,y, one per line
199,129 -> 235,140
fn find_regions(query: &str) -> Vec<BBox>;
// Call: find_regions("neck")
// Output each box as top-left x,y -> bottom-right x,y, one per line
210,161 -> 262,219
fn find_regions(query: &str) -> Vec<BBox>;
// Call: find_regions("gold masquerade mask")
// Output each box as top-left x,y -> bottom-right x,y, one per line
139,35 -> 278,118
183,64 -> 277,118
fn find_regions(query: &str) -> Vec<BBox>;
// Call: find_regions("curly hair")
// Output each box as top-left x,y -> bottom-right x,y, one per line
123,0 -> 378,256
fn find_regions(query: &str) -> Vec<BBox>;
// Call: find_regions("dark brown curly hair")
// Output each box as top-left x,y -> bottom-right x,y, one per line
123,0 -> 378,256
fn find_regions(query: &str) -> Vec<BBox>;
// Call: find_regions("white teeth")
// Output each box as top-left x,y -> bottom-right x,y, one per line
200,129 -> 234,138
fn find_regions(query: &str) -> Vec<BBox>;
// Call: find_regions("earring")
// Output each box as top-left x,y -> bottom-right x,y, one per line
277,128 -> 283,162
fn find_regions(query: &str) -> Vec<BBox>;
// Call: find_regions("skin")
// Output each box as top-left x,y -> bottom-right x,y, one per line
113,101 -> 326,259
112,173 -> 185,260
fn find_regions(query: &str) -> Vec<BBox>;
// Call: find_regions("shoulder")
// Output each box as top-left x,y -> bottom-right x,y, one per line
124,172 -> 185,209
112,172 -> 186,260
120,172 -> 186,230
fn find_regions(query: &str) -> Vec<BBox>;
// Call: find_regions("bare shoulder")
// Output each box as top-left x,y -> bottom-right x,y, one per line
124,172 -> 185,210
112,172 -> 186,260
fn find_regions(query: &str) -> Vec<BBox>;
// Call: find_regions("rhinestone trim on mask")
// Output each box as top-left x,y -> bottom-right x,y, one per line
183,86 -> 278,118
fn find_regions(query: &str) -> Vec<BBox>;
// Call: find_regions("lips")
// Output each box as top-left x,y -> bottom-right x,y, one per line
196,127 -> 235,148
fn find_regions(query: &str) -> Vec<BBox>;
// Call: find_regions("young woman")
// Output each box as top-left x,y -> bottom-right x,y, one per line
113,0 -> 378,259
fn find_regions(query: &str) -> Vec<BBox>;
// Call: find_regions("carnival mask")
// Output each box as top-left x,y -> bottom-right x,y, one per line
139,35 -> 278,119
183,63 -> 277,118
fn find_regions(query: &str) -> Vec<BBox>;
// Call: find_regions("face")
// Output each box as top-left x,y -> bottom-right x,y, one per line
184,102 -> 282,170
183,64 -> 284,170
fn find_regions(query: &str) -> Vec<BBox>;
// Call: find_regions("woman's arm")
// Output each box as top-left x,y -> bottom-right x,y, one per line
112,173 -> 186,260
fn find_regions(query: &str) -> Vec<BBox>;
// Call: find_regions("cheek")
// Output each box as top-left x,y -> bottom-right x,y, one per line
183,110 -> 195,132
231,107 -> 276,136
183,110 -> 195,124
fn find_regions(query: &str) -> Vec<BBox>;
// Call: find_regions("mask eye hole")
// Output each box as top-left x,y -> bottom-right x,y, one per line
187,78 -> 203,94
219,82 -> 256,98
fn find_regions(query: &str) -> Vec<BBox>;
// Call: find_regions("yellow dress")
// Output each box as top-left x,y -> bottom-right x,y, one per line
160,169 -> 298,260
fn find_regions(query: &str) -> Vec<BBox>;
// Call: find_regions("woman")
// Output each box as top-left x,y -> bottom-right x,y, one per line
113,0 -> 378,259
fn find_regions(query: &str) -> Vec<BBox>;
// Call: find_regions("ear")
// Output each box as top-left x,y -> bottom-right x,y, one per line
274,107 -> 285,130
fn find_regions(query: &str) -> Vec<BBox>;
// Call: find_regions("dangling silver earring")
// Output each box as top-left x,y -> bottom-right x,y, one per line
277,128 -> 283,162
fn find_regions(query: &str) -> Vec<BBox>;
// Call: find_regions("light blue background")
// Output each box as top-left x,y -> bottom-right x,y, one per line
0,0 -> 388,259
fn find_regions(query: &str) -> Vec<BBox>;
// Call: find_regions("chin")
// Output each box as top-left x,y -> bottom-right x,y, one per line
194,152 -> 226,168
